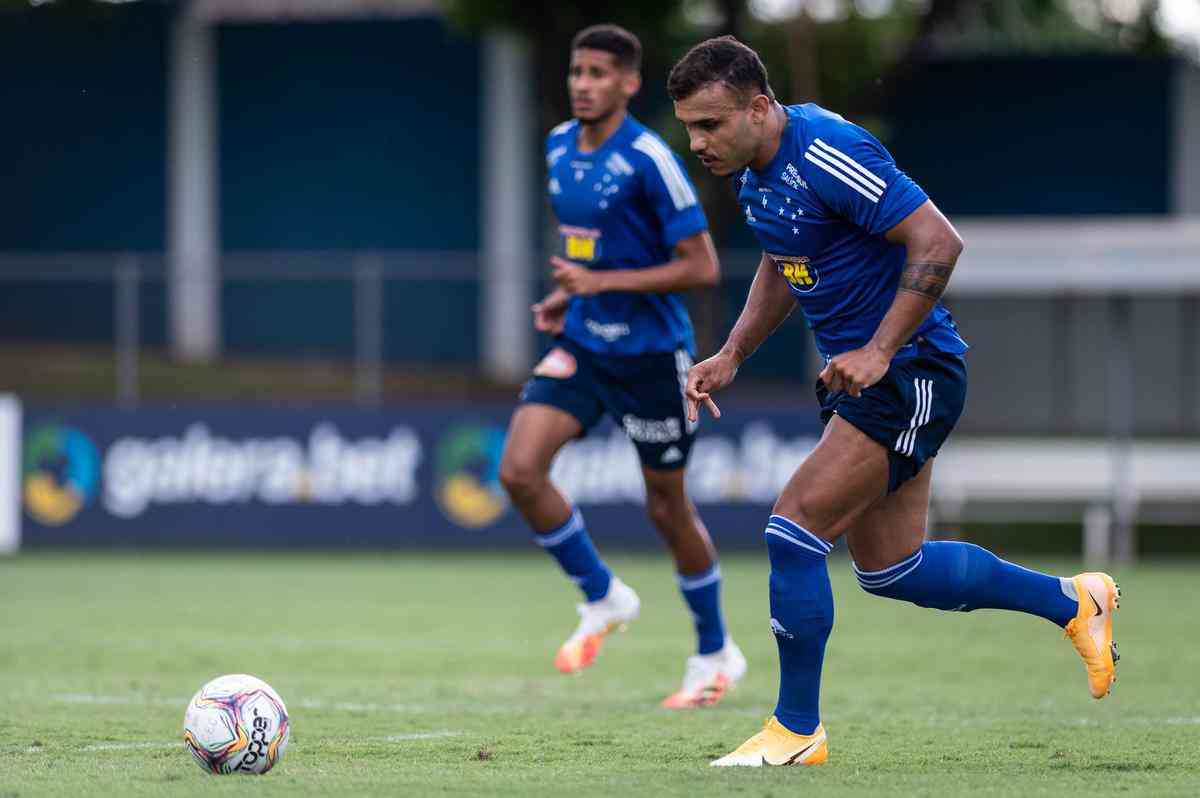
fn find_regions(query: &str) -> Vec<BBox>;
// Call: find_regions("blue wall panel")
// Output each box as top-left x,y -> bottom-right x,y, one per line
218,18 -> 480,250
884,56 -> 1171,216
0,7 -> 168,251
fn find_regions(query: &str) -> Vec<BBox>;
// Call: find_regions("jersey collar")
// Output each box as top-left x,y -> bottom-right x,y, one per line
572,113 -> 633,158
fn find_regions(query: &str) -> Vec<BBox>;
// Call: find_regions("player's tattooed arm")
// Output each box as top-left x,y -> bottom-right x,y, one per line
821,201 -> 963,396
898,261 -> 955,302
867,201 -> 964,358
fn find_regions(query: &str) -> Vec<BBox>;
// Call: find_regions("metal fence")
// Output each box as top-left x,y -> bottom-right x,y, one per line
0,249 -> 802,403
1,251 -> 492,405
3,244 -> 1199,435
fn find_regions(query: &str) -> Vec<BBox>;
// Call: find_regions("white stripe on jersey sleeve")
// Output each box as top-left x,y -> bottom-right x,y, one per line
632,133 -> 697,211
550,119 -> 578,136
812,138 -> 887,190
803,150 -> 882,203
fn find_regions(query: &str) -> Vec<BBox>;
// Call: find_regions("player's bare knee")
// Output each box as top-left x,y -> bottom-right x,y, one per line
644,485 -> 684,532
646,500 -> 682,535
851,547 -> 909,574
772,489 -> 842,542
498,454 -> 545,501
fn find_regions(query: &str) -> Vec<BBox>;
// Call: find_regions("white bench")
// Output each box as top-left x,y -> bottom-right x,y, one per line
930,438 -> 1200,563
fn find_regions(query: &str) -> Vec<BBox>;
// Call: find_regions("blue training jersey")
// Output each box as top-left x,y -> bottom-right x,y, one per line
738,103 -> 967,362
547,114 -> 708,356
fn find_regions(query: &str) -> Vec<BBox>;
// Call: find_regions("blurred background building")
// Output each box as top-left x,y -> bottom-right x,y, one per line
1,0 -> 1198,558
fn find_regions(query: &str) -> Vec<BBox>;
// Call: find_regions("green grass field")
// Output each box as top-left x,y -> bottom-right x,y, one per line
1,551 -> 1196,796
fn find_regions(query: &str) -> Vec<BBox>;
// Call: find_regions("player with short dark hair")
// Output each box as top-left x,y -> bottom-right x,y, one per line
571,23 -> 642,71
498,24 -> 746,708
668,35 -> 1120,764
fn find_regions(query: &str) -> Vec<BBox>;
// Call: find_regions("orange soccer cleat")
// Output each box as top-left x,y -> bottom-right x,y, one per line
660,640 -> 746,709
710,716 -> 828,767
553,577 -> 640,674
1063,571 -> 1121,699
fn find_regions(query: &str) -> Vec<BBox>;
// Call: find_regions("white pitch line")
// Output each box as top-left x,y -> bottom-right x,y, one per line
46,693 -> 493,715
296,698 -> 424,713
45,694 -> 1200,728
86,741 -> 182,751
23,733 -> 461,755
52,693 -> 181,707
49,694 -> 421,713
24,741 -> 181,754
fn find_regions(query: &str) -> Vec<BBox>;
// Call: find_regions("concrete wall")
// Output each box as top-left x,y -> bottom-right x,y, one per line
947,295 -> 1200,436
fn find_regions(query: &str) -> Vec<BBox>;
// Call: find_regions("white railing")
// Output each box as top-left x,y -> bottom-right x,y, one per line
932,437 -> 1200,564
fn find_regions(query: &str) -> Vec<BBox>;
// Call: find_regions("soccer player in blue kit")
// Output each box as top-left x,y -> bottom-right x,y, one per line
667,36 -> 1120,764
498,24 -> 746,708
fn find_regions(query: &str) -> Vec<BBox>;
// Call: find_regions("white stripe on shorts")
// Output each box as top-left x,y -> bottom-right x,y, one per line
895,378 -> 932,457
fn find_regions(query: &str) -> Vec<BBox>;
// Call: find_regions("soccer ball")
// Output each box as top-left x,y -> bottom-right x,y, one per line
182,674 -> 290,775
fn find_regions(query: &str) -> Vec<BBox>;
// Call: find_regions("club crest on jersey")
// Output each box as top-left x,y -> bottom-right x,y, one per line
773,255 -> 818,293
559,225 -> 601,262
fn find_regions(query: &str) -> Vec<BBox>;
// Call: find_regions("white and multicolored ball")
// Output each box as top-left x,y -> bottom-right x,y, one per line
182,674 -> 290,775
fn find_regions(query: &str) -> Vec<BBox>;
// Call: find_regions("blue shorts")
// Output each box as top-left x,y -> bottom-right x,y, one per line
519,336 -> 696,470
816,344 -> 967,493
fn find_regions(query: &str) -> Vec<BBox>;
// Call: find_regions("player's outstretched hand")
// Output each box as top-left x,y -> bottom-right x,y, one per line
818,345 -> 890,398
532,288 -> 569,334
685,352 -> 737,422
550,256 -> 605,296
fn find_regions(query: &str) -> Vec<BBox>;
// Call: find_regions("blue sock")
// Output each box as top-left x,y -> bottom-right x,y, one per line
765,514 -> 834,736
677,564 -> 726,656
533,507 -> 611,602
854,541 -> 1078,627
